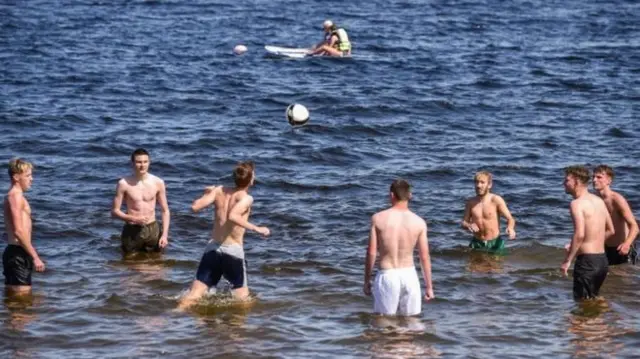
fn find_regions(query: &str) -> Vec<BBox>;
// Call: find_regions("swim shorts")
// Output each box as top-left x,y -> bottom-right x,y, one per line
573,253 -> 608,300
373,267 -> 421,316
121,221 -> 162,253
605,243 -> 638,266
3,244 -> 33,286
195,242 -> 247,289
469,236 -> 505,253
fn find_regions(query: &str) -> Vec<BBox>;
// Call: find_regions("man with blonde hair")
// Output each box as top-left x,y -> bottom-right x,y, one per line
3,158 -> 45,295
461,171 -> 516,252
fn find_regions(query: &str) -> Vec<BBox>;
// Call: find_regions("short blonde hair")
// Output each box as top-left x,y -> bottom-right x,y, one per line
474,171 -> 492,183
8,158 -> 33,179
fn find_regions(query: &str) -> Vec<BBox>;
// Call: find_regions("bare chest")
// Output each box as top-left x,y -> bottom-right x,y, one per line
125,183 -> 157,202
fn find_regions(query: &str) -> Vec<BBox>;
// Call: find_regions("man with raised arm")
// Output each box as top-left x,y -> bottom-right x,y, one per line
364,179 -> 434,316
112,148 -> 170,254
179,161 -> 270,309
3,158 -> 45,295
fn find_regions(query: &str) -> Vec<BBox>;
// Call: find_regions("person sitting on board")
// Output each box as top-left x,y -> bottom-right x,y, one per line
308,20 -> 351,57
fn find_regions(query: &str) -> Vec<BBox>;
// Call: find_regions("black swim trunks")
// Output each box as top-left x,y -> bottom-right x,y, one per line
573,253 -> 608,300
605,243 -> 638,266
121,221 -> 162,253
3,244 -> 33,286
196,242 -> 247,289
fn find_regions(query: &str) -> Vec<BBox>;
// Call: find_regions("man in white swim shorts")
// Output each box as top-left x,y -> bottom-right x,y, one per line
363,179 -> 434,316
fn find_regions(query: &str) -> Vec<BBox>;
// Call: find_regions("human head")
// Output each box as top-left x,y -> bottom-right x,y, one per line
564,165 -> 590,196
592,164 -> 614,192
233,161 -> 255,188
390,179 -> 411,203
323,19 -> 333,32
474,171 -> 493,196
8,158 -> 33,191
130,148 -> 150,176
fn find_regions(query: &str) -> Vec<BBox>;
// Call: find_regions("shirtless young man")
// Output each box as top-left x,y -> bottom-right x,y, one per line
592,165 -> 639,265
561,166 -> 614,300
178,161 -> 270,309
461,171 -> 516,252
111,148 -> 170,254
363,179 -> 434,316
3,159 -> 45,295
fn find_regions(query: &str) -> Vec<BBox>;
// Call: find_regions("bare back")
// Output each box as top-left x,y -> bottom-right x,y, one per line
573,193 -> 610,254
3,189 -> 31,246
373,208 -> 425,269
118,174 -> 163,224
211,186 -> 251,246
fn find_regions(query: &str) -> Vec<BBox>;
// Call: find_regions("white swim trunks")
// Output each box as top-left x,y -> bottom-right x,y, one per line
373,267 -> 421,316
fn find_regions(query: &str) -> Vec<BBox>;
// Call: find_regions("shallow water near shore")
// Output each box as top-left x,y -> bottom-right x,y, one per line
1,0 -> 640,357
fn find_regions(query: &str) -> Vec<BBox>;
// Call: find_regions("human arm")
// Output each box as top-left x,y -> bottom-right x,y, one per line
363,217 -> 377,296
496,196 -> 516,240
157,180 -> 170,248
309,34 -> 338,55
417,220 -> 434,300
461,201 -> 479,233
191,186 -> 218,213
562,201 -> 584,276
111,180 -> 147,224
228,195 -> 270,236
614,195 -> 638,255
9,194 -> 44,271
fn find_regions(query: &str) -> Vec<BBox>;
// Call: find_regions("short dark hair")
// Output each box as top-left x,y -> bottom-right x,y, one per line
593,164 -> 615,181
131,148 -> 150,162
564,165 -> 590,184
233,161 -> 255,188
390,179 -> 411,201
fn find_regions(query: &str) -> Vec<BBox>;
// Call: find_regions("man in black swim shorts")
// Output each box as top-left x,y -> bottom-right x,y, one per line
561,166 -> 614,300
3,158 -> 45,295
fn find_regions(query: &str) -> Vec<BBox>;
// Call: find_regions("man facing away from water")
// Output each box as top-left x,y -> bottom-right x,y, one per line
364,179 -> 434,316
592,165 -> 639,265
178,161 -> 270,309
3,158 -> 45,296
111,148 -> 170,255
461,171 -> 516,252
561,165 -> 614,300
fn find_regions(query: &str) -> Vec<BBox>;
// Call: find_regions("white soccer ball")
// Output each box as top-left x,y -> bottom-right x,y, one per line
286,104 -> 309,126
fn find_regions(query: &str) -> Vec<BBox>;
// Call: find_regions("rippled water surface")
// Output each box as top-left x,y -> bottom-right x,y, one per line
1,0 -> 640,358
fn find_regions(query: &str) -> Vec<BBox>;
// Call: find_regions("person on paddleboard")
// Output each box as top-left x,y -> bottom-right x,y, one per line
309,20 -> 352,57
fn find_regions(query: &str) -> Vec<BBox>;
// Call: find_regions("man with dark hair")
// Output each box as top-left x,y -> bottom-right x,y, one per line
461,171 -> 516,253
112,148 -> 170,255
592,165 -> 639,265
562,165 -> 614,300
364,179 -> 434,316
179,161 -> 270,309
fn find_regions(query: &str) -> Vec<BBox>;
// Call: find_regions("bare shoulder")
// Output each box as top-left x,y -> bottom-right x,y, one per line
7,190 -> 24,205
149,174 -> 165,186
491,194 -> 506,205
611,191 -> 629,206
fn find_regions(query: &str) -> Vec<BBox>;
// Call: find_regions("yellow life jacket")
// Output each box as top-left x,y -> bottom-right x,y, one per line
331,28 -> 351,52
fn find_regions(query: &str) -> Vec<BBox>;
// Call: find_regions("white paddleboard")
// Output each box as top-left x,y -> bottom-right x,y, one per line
264,45 -> 310,58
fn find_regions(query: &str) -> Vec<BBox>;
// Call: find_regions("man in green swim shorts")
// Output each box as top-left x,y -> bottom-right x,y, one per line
461,171 -> 517,252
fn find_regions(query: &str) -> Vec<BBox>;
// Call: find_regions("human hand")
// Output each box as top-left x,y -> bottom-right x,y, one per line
561,260 -> 571,277
469,223 -> 480,233
132,215 -> 149,225
34,258 -> 45,272
424,288 -> 435,301
158,235 -> 168,249
506,228 -> 516,240
256,226 -> 270,237
204,186 -> 217,194
363,282 -> 372,296
617,243 -> 631,255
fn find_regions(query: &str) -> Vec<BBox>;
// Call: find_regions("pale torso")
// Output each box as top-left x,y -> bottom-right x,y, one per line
467,194 -> 501,240
120,174 -> 162,224
211,187 -> 250,246
3,189 -> 31,246
373,208 -> 424,270
602,192 -> 629,247
575,193 -> 608,254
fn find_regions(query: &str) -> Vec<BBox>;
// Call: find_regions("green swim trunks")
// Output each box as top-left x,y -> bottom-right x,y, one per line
121,221 -> 162,253
469,236 -> 505,253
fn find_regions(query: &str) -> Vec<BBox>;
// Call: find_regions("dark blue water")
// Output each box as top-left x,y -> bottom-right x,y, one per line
1,0 -> 639,357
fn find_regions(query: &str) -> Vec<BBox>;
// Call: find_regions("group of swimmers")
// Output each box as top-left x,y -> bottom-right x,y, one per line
2,150 -> 638,316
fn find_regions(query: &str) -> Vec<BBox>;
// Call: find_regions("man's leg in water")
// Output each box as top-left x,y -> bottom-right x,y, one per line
178,280 -> 209,310
231,286 -> 250,300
